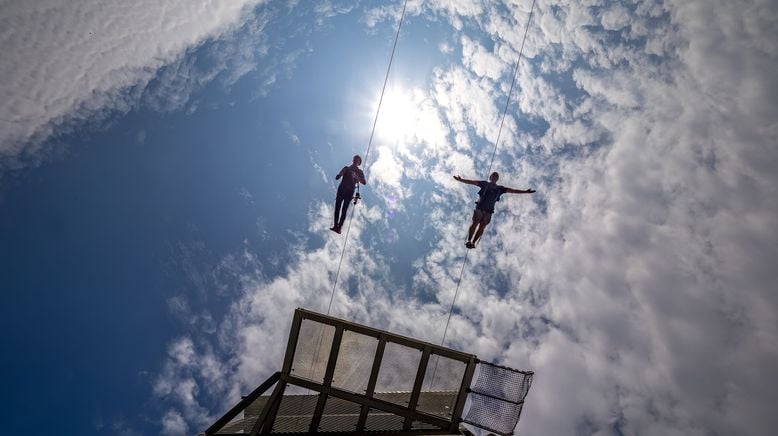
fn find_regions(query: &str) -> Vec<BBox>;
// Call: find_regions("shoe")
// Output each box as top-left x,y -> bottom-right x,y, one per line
335,226 -> 342,234
330,226 -> 339,234
465,241 -> 475,249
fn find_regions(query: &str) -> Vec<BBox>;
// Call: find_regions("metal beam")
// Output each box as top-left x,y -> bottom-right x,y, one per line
309,324 -> 344,432
309,393 -> 328,434
281,311 -> 304,374
404,346 -> 431,430
205,372 -> 280,435
249,379 -> 285,436
282,373 -> 450,430
295,308 -> 474,362
357,332 -> 387,431
322,324 -> 344,387
226,430 -> 457,436
450,357 -> 477,432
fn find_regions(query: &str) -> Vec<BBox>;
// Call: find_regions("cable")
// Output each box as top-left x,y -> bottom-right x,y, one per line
430,0 -> 536,389
426,249 -> 469,389
441,251 -> 469,347
362,0 -> 409,170
487,0 -> 536,176
297,3 -> 410,428
326,0 -> 409,315
440,0 -> 535,345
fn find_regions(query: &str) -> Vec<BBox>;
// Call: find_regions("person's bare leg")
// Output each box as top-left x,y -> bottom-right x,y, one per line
338,198 -> 350,230
472,223 -> 487,245
467,220 -> 478,242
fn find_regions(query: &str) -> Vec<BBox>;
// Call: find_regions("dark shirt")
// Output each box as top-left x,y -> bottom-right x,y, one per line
337,165 -> 365,196
476,181 -> 508,213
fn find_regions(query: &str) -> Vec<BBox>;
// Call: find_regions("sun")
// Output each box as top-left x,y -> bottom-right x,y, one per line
375,86 -> 416,143
355,83 -> 443,150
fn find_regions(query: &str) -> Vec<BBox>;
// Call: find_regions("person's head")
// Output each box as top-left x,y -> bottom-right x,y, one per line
489,171 -> 499,182
353,155 -> 362,166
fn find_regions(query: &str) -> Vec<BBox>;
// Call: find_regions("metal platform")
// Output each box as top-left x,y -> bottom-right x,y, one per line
205,308 -> 532,435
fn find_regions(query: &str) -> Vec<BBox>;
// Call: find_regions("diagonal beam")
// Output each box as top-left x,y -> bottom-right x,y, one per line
450,357 -> 477,432
205,372 -> 280,435
249,379 -> 285,436
309,324 -> 344,432
404,346 -> 431,430
281,310 -> 304,374
357,332 -> 387,431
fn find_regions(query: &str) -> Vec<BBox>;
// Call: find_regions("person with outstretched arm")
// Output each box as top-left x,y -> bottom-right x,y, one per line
453,172 -> 535,248
331,155 -> 366,234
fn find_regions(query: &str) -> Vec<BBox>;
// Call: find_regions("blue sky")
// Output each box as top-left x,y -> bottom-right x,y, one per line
1,1 -> 777,435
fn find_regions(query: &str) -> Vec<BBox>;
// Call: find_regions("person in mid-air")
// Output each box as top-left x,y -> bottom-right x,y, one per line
453,172 -> 535,248
331,155 -> 367,234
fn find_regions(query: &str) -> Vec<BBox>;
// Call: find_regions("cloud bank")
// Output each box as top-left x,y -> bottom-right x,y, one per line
119,0 -> 776,435
0,0 -> 268,171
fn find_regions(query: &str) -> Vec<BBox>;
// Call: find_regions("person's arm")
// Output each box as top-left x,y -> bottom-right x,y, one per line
453,175 -> 480,186
504,186 -> 536,194
358,169 -> 366,185
335,166 -> 347,180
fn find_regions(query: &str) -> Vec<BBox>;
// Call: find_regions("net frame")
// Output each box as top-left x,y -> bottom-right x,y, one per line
463,361 -> 534,436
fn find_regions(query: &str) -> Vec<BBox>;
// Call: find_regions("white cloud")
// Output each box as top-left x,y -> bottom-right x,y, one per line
170,338 -> 196,367
432,65 -> 511,154
427,0 -> 484,31
0,0 -> 267,171
599,4 -> 630,31
461,35 -> 506,80
370,146 -> 404,192
363,0 -> 424,29
161,410 -> 188,436
152,1 -> 778,435
314,1 -> 355,22
375,87 -> 451,170
154,337 -> 221,432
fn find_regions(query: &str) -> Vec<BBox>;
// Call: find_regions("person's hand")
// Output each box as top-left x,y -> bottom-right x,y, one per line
453,175 -> 462,181
335,174 -> 341,180
527,189 -> 536,193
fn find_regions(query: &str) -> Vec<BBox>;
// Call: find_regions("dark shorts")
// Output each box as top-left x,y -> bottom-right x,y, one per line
472,209 -> 492,226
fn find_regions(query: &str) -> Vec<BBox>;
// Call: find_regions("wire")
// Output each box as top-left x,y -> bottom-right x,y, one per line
322,0 -> 534,397
440,0 -> 535,345
487,0 -> 536,176
300,3 -> 410,428
441,251 -> 469,347
326,0 -> 409,315
430,0 -> 536,388
426,249 -> 469,389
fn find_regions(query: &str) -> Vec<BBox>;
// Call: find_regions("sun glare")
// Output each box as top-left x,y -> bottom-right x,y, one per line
375,87 -> 416,143
355,83 -> 444,150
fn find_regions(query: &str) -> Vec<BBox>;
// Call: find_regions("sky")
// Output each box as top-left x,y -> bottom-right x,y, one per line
1,0 -> 776,435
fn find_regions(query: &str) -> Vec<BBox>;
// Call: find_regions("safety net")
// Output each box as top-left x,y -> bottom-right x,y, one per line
463,361 -> 533,435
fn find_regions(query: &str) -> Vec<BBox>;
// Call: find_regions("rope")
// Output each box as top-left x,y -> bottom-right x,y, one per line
440,251 -> 469,347
487,0 -> 535,176
425,249 -> 469,389
298,3 -> 410,428
295,3 -> 410,426
429,0 -> 536,389
326,0 -> 409,315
